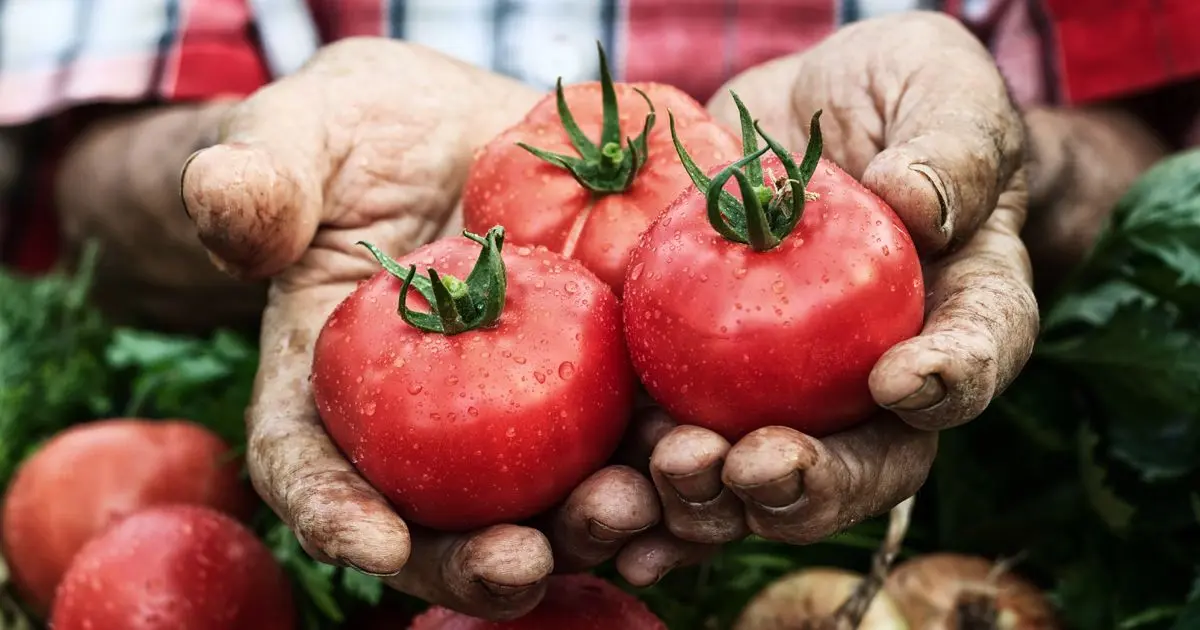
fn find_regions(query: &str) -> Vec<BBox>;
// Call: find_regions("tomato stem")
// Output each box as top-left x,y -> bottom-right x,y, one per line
358,226 -> 508,335
515,42 -> 657,195
672,91 -> 824,252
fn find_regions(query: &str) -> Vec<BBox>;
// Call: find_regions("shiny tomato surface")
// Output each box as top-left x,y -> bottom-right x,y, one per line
463,82 -> 740,293
624,155 -> 925,440
312,236 -> 634,531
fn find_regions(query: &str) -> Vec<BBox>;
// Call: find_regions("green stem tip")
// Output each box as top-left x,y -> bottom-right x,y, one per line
515,41 -> 656,195
358,226 -> 508,335
671,91 -> 824,252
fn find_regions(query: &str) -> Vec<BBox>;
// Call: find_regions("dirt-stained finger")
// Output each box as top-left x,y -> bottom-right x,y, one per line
614,528 -> 720,587
649,426 -> 747,544
247,285 -> 411,575
723,419 -> 937,544
548,466 -> 661,573
851,12 -> 1025,254
870,172 -> 1038,430
385,524 -> 554,621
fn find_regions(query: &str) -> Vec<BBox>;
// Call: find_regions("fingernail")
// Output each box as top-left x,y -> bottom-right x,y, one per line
882,374 -> 947,411
651,562 -> 680,586
587,518 -> 649,543
909,163 -> 951,230
732,469 -> 803,509
663,465 -> 723,503
480,580 -> 535,598
342,559 -> 402,578
179,147 -> 208,219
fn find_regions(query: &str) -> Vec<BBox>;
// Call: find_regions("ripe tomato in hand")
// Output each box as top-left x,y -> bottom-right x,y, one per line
50,505 -> 295,630
1,419 -> 254,615
462,44 -> 740,293
312,227 -> 634,531
623,96 -> 925,441
409,574 -> 666,629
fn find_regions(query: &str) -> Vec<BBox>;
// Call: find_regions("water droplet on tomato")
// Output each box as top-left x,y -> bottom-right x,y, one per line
517,246 -> 532,256
407,384 -> 424,395
505,427 -> 517,438
564,280 -> 579,294
363,401 -> 376,416
468,406 -> 479,416
733,268 -> 748,279
533,371 -> 546,384
629,263 -> 645,280
447,375 -> 459,385
513,355 -> 527,365
558,362 -> 576,380
772,280 -> 785,294
534,278 -> 545,288
662,215 -> 673,227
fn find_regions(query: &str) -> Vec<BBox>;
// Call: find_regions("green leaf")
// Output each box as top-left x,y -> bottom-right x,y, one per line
1105,148 -> 1200,285
1077,425 -> 1137,533
340,569 -> 384,606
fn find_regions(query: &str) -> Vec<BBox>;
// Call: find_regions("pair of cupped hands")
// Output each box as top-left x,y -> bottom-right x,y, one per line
179,12 -> 1037,621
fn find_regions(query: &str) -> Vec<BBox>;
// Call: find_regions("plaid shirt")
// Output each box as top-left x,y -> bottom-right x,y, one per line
2,0 -> 1199,271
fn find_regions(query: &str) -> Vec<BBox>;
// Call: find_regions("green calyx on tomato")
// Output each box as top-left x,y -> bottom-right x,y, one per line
672,92 -> 825,252
515,42 -> 657,195
358,226 -> 508,335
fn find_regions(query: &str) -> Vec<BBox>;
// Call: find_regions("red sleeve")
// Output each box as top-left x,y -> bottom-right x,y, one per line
1040,0 -> 1200,104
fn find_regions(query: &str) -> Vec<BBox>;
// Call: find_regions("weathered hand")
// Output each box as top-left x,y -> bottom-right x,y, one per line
53,102 -> 266,331
179,39 -> 666,619
643,11 -> 1037,546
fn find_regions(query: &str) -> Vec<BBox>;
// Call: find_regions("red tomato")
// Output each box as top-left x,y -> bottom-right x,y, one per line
50,505 -> 295,630
462,46 -> 740,293
1,419 -> 254,615
408,574 -> 666,630
623,101 -> 925,441
311,227 -> 634,531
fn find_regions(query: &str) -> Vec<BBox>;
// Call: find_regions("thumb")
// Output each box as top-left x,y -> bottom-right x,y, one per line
181,77 -> 332,279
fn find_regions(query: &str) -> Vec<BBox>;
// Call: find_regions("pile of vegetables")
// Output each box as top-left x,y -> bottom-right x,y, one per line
1,45 -> 1198,630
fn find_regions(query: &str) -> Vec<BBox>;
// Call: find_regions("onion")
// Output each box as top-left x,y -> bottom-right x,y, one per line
735,498 -> 916,630
884,553 -> 1060,629
735,567 -> 910,630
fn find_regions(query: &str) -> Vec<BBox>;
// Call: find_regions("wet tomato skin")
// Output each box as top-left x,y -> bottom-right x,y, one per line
50,505 -> 295,630
623,155 -> 925,441
1,419 -> 254,615
311,236 -> 634,532
462,82 -> 741,293
409,574 -> 666,630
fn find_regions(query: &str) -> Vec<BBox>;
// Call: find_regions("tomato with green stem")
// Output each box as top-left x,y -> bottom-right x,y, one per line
622,95 -> 925,440
462,43 -> 740,293
311,226 -> 634,531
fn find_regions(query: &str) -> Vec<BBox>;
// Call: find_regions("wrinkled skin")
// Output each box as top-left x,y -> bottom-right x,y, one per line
175,13 -> 1159,621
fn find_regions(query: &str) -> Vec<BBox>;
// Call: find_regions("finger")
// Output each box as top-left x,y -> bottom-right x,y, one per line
723,418 -> 936,544
615,529 -> 720,587
774,12 -> 1024,254
856,13 -> 1025,253
180,74 -> 330,279
386,524 -> 553,621
247,285 -> 411,575
870,172 -> 1038,430
548,466 -> 661,573
649,426 -> 748,544
614,406 -> 678,474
